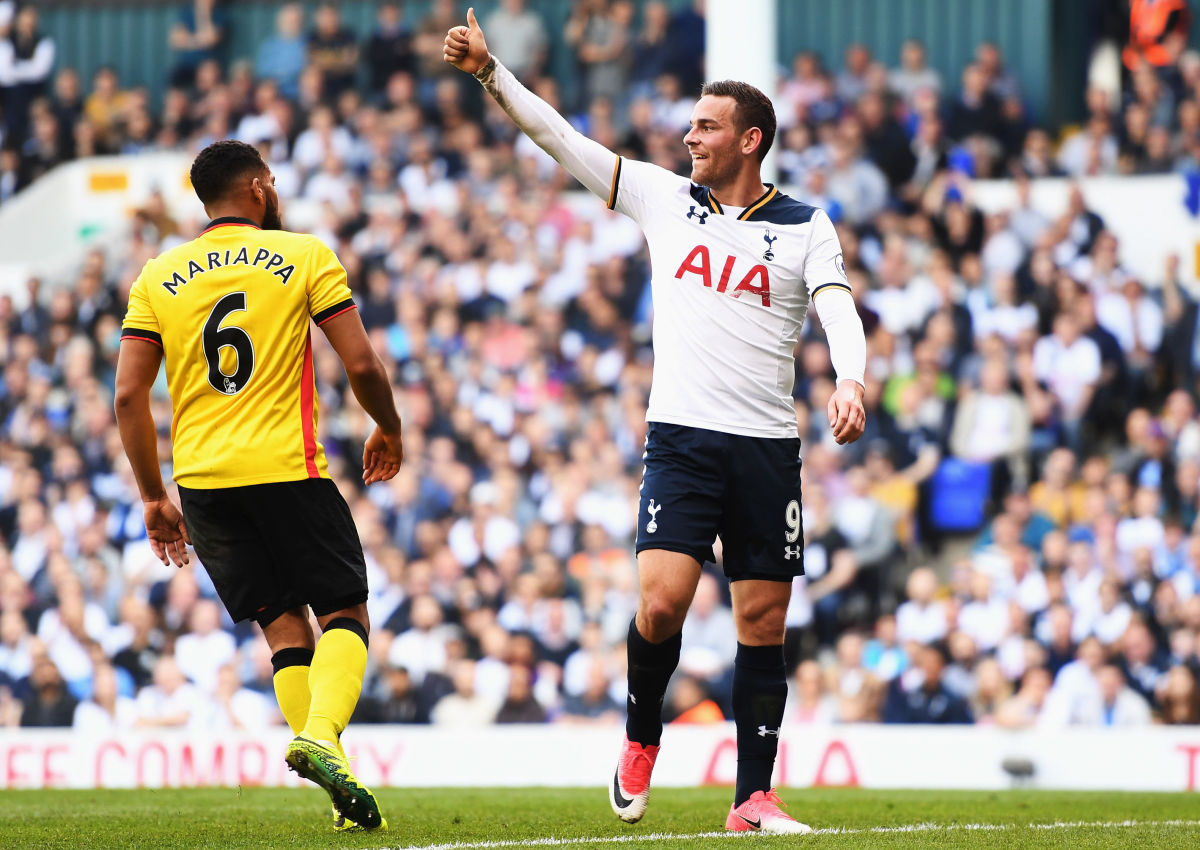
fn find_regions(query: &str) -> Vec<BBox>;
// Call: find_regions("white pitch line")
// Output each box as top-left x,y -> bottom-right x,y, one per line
387,819 -> 1200,850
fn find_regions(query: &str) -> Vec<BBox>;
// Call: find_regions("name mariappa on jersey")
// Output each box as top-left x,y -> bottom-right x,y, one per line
160,246 -> 295,296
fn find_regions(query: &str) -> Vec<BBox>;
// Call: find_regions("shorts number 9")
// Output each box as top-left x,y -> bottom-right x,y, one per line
784,499 -> 801,543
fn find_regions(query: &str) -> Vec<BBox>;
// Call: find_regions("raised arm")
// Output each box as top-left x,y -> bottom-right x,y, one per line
444,7 -> 617,201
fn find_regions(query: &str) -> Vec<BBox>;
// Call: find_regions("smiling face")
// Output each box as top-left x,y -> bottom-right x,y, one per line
683,95 -> 749,189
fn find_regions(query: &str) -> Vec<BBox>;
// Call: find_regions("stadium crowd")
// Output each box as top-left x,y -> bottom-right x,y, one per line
1,0 -> 1200,734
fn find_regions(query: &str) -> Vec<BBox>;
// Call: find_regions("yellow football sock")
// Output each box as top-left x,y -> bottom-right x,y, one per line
301,623 -> 367,747
273,664 -> 311,734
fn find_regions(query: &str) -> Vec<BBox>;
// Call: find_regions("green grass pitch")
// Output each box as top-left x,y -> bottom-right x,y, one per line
2,787 -> 1198,849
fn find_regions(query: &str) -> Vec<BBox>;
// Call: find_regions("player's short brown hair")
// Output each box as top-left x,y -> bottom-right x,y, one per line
700,80 -> 777,162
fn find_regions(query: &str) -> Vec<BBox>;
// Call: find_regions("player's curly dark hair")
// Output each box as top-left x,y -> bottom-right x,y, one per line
189,140 -> 267,205
700,80 -> 777,162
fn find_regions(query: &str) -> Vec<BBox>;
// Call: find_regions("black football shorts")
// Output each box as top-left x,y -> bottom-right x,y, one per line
635,422 -> 805,582
178,478 -> 368,627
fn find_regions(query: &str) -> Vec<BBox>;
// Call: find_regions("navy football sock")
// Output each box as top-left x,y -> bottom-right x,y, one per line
732,642 -> 787,808
625,619 -> 681,747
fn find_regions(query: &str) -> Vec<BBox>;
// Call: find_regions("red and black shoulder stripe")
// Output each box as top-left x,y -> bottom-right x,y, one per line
313,298 -> 357,326
120,328 -> 163,347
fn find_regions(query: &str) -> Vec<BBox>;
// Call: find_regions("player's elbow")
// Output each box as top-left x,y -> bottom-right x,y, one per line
343,353 -> 384,383
112,383 -> 147,416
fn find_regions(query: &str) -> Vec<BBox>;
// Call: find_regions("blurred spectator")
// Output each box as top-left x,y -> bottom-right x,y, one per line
1041,634 -> 1105,726
0,610 -> 33,685
494,664 -> 547,723
1057,113 -> 1119,176
795,483 -> 859,647
1159,664 -> 1200,724
1096,276 -> 1162,385
0,5 -> 54,143
174,599 -> 235,693
1163,253 -> 1200,402
661,0 -> 705,96
679,573 -> 736,681
824,136 -> 888,225
889,39 -> 941,108
18,106 -> 65,188
896,567 -> 948,646
975,42 -> 1021,101
168,0 -> 228,89
830,632 -> 882,722
72,662 -> 136,734
1123,0 -> 1190,73
388,594 -> 450,686
134,656 -> 203,728
364,3 -> 415,97
946,64 -> 1003,143
1080,663 -> 1152,725
883,642 -> 973,723
0,146 -> 18,201
431,659 -> 496,727
862,614 -> 907,681
255,3 -> 306,101
308,2 -> 359,101
836,43 -> 873,105
82,66 -> 130,152
628,1 -> 670,101
199,663 -> 274,730
413,0 -> 461,103
484,0 -> 547,82
356,665 -> 429,724
949,356 -> 1032,484
561,657 -> 622,723
1033,312 -> 1102,449
1119,618 -> 1168,706
994,666 -> 1052,727
969,657 -> 1012,723
20,657 -> 77,727
792,659 -> 838,723
667,675 -> 724,724
565,0 -> 631,110
857,91 -> 916,190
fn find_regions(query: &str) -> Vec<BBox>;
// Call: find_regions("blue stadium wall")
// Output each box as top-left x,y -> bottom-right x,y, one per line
33,0 -> 1200,129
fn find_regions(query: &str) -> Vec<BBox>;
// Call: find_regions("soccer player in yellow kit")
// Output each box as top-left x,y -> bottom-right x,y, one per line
115,140 -> 401,831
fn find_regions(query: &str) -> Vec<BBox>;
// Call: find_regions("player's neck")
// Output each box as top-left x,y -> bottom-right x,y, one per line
205,205 -> 263,226
706,170 -> 769,208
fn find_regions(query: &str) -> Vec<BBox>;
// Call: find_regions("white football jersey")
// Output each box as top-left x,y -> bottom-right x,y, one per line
610,158 -> 850,439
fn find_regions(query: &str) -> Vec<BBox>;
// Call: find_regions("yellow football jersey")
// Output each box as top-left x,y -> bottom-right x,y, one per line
122,217 -> 357,488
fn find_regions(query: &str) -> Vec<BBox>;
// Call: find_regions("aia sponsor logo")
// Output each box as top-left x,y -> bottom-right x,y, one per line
673,245 -> 772,307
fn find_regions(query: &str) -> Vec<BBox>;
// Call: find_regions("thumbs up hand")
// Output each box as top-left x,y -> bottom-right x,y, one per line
443,6 -> 491,75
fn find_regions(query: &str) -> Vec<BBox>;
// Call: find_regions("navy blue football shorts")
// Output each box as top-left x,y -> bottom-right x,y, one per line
635,422 -> 805,582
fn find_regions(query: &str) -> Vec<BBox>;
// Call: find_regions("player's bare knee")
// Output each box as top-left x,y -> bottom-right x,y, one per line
638,598 -> 687,641
735,607 -> 787,645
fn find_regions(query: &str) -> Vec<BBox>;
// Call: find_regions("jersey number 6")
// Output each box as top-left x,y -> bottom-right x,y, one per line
203,292 -> 255,396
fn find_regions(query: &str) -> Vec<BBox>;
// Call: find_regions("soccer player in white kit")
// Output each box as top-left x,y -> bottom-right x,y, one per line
446,8 -> 866,834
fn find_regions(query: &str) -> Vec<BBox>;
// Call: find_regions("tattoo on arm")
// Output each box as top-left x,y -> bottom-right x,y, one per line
474,56 -> 498,92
